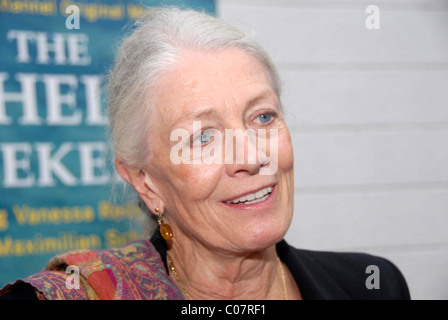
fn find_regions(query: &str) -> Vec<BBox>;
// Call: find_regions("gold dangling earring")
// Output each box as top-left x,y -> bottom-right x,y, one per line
155,207 -> 173,240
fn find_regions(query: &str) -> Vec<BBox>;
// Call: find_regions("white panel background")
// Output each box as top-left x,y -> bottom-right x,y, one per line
217,0 -> 448,300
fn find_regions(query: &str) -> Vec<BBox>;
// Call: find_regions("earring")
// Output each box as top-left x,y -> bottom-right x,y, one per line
155,207 -> 173,240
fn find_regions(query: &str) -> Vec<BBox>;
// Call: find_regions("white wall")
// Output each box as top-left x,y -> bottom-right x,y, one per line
217,0 -> 448,300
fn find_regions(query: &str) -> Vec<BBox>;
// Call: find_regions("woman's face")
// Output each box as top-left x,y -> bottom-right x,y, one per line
144,48 -> 294,253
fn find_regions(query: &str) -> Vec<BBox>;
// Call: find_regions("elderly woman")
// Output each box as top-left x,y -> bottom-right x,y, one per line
0,8 -> 409,300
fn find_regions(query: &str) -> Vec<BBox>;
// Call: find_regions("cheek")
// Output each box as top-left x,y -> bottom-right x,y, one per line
276,128 -> 294,171
155,153 -> 224,203
158,162 -> 225,237
178,165 -> 221,198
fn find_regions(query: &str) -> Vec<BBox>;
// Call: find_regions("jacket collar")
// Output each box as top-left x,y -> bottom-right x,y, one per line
276,239 -> 351,300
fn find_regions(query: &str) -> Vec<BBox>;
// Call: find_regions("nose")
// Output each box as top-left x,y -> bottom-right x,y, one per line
226,158 -> 261,177
224,129 -> 269,177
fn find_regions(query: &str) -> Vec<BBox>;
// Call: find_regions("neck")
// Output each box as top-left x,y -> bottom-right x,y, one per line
166,237 -> 286,300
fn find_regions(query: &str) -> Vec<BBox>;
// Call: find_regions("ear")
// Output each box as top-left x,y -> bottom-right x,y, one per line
115,157 -> 164,213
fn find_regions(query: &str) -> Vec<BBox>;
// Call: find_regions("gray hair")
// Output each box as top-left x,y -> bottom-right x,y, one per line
107,7 -> 282,237
107,7 -> 282,169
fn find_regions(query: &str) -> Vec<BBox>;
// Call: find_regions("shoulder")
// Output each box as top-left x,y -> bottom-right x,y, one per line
0,240 -> 184,300
277,240 -> 411,300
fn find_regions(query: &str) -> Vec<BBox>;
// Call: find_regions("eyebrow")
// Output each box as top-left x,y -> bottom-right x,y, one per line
169,108 -> 218,132
171,88 -> 277,127
182,108 -> 220,121
245,89 -> 276,110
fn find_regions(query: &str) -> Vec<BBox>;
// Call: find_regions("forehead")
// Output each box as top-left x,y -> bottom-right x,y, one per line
153,48 -> 275,126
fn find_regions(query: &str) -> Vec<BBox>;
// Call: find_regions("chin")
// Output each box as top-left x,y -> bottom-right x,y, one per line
242,223 -> 289,252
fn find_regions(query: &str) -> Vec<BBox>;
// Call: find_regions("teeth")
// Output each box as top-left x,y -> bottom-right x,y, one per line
244,193 -> 270,204
255,189 -> 264,198
246,193 -> 255,201
226,186 -> 273,204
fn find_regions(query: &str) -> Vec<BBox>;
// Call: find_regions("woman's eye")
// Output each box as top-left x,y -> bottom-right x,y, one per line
193,130 -> 212,145
256,113 -> 273,124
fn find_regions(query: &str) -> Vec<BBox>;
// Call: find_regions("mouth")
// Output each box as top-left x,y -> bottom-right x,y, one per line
223,185 -> 274,205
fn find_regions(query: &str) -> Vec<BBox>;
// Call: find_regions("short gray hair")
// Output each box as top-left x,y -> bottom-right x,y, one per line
107,7 -> 282,169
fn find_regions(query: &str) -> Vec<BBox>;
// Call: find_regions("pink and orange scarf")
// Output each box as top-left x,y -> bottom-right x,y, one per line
1,240 -> 184,300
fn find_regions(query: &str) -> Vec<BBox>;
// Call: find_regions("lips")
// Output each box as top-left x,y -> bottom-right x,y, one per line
224,186 -> 273,205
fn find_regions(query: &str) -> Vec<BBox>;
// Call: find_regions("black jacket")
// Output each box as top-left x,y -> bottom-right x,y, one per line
1,235 -> 410,300
275,239 -> 410,299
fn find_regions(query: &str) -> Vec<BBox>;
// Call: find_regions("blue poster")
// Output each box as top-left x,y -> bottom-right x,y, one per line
0,0 -> 215,287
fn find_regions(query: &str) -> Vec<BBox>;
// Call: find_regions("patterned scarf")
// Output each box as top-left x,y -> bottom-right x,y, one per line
1,240 -> 185,300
